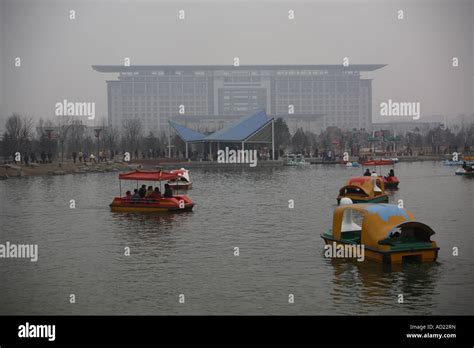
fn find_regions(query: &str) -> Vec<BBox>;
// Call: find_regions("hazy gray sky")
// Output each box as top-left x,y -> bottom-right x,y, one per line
1,0 -> 473,127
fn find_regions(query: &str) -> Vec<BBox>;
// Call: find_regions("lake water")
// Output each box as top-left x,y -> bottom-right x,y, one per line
0,161 -> 473,315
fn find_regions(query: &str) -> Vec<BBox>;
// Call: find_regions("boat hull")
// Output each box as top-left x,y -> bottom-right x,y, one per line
284,162 -> 309,166
321,235 -> 439,264
455,170 -> 474,176
345,162 -> 360,167
110,196 -> 194,213
383,180 -> 399,189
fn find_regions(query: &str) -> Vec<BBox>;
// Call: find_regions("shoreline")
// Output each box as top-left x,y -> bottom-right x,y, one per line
0,161 -> 128,179
0,155 -> 452,179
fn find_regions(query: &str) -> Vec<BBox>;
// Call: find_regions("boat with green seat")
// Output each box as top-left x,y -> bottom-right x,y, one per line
321,202 -> 439,264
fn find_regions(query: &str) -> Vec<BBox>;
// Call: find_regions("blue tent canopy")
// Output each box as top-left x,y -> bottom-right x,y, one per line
169,110 -> 272,143
204,110 -> 271,142
169,121 -> 206,142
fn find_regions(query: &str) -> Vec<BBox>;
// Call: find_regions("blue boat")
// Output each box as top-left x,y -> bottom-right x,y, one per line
443,160 -> 464,166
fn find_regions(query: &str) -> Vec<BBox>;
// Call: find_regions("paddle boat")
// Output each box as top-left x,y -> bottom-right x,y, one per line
362,159 -> 399,189
167,168 -> 193,190
321,201 -> 439,264
109,170 -> 194,212
345,162 -> 360,168
455,162 -> 474,176
337,175 -> 389,205
284,153 -> 309,166
443,160 -> 464,166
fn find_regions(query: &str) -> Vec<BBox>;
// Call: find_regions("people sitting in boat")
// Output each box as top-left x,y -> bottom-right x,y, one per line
388,169 -> 395,177
125,190 -> 132,200
145,186 -> 154,197
462,161 -> 467,169
138,185 -> 147,198
163,184 -> 173,198
148,187 -> 162,201
363,169 -> 371,176
132,189 -> 140,202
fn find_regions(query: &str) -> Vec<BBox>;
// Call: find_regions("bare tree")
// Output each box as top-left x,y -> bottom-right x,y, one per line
67,120 -> 87,153
122,118 -> 142,158
103,125 -> 120,153
2,114 -> 34,161
56,116 -> 78,161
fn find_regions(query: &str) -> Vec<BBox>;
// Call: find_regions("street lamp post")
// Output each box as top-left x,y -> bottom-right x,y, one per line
94,128 -> 103,162
60,135 -> 65,162
58,123 -> 74,162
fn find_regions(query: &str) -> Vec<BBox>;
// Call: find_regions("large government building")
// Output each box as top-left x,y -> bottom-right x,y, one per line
92,64 -> 385,134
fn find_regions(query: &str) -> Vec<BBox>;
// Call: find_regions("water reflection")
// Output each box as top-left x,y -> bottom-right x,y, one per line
110,211 -> 195,240
111,211 -> 180,225
327,258 -> 440,314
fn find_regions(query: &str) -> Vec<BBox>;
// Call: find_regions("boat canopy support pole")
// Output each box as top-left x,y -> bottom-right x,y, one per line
119,180 -> 121,197
271,119 -> 275,160
168,123 -> 171,158
185,142 -> 188,159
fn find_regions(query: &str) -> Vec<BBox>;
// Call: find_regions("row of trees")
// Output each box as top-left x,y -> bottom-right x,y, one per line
0,115 -> 172,163
1,114 -> 473,163
275,119 -> 474,157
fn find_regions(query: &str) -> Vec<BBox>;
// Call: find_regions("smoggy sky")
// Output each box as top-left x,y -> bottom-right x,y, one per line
0,0 -> 473,127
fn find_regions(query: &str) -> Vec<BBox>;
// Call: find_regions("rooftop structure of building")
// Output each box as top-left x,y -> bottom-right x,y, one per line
92,64 -> 386,73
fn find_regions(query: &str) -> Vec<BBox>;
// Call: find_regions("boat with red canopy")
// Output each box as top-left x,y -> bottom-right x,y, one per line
362,159 -> 400,189
362,159 -> 394,166
110,170 -> 194,212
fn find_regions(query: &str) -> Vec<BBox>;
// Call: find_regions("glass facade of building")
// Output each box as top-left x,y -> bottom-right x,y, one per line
94,65 -> 385,134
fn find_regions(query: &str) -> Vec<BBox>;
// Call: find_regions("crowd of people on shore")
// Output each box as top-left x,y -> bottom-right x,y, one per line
123,184 -> 174,203
72,150 -> 112,164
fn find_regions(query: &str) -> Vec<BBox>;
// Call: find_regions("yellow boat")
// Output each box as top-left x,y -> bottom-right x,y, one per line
321,203 -> 439,264
337,176 -> 389,205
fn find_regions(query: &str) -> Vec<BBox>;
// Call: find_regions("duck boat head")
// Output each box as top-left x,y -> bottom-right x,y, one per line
168,168 -> 193,189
